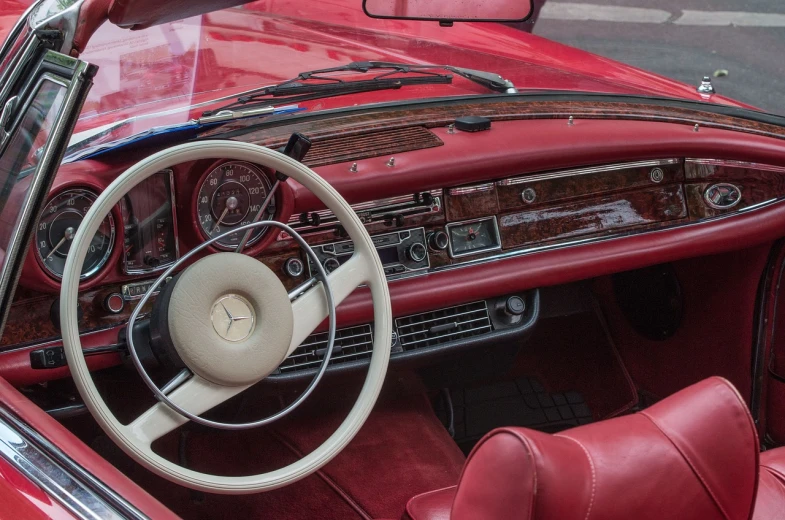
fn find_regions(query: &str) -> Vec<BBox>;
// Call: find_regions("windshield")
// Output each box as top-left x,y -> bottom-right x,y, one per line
56,0 -> 784,143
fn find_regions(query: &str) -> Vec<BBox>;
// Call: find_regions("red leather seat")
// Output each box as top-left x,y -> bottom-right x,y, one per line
404,377 -> 785,520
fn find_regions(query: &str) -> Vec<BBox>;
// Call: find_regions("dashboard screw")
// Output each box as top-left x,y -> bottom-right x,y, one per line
386,157 -> 395,167
349,162 -> 358,172
567,116 -> 574,126
521,187 -> 537,204
650,168 -> 664,183
447,123 -> 456,134
693,124 -> 700,132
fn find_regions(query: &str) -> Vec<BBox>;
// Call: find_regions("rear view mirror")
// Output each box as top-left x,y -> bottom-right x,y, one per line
363,0 -> 534,24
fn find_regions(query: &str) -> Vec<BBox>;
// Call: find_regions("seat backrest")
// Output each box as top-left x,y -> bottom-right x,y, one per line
451,377 -> 760,520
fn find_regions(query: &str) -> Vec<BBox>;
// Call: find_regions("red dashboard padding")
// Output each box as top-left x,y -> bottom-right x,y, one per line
407,377 -> 760,520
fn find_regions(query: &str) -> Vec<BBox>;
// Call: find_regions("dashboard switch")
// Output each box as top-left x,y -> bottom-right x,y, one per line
505,296 -> 526,316
30,346 -> 67,369
284,257 -> 305,278
104,293 -> 124,314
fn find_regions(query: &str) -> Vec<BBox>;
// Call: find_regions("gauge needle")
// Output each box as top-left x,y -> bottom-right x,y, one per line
212,196 -> 238,233
44,226 -> 75,261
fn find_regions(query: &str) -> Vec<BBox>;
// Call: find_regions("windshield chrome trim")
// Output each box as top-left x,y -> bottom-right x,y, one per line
0,0 -> 43,66
496,158 -> 681,186
0,406 -> 147,520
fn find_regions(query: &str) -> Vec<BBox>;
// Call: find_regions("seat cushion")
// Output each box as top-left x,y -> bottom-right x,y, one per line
403,487 -> 455,520
753,448 -> 785,519
448,377 -> 759,520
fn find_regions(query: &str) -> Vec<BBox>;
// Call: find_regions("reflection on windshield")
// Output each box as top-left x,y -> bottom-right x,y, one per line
0,79 -> 65,269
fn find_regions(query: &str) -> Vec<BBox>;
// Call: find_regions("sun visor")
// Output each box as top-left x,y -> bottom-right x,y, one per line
107,0 -> 254,29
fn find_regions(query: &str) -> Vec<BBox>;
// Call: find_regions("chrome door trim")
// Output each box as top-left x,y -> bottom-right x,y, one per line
0,406 -> 147,519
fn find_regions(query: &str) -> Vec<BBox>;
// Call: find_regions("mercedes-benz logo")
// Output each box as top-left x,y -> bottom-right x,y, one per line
210,294 -> 256,342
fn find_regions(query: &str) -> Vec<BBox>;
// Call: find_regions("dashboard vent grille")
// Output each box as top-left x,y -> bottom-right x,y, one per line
395,301 -> 492,351
303,126 -> 443,167
278,324 -> 373,373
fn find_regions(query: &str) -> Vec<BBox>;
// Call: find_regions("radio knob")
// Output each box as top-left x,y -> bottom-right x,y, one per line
428,231 -> 449,251
323,257 -> 340,273
284,257 -> 304,278
407,242 -> 427,263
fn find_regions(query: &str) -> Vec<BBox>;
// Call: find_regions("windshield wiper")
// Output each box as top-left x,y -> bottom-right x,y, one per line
201,61 -> 516,117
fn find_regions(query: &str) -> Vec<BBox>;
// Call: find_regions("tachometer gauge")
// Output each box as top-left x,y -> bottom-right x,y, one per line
36,189 -> 115,280
196,161 -> 275,249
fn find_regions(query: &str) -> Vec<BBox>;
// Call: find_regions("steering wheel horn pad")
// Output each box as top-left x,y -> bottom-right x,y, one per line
167,252 -> 293,386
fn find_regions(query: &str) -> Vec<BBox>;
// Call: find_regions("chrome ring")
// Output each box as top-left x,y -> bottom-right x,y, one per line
126,220 -> 337,430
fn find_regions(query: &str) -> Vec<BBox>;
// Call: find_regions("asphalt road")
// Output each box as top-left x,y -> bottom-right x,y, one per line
531,0 -> 785,115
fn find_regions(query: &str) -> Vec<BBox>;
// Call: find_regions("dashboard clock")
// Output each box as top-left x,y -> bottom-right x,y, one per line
446,217 -> 501,258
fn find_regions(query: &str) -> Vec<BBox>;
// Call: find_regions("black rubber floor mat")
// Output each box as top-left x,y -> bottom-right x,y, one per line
434,377 -> 593,453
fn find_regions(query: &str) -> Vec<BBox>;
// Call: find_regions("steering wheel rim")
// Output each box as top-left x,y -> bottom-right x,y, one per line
60,141 -> 392,493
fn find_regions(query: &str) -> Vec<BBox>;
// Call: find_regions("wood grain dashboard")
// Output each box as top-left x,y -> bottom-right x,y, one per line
2,156 -> 785,351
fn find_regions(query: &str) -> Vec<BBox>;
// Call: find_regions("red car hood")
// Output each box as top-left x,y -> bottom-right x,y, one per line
2,0 -> 749,140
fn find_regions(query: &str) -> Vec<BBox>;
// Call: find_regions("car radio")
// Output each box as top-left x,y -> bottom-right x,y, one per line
308,227 -> 429,278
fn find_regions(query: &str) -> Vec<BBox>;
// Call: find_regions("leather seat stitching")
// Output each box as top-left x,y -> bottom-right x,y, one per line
640,411 -> 731,520
557,434 -> 596,520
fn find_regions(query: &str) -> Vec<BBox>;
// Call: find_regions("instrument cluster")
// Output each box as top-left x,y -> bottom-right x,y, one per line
30,160 -> 281,291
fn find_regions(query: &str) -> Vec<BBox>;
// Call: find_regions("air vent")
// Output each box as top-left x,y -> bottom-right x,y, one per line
395,301 -> 492,351
302,126 -> 443,167
278,324 -> 373,373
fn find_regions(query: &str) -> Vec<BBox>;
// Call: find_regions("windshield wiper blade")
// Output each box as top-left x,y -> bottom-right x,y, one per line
202,60 -> 515,117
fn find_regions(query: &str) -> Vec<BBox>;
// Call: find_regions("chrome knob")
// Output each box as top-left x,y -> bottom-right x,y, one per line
323,257 -> 340,273
428,231 -> 449,251
284,257 -> 304,278
407,242 -> 427,263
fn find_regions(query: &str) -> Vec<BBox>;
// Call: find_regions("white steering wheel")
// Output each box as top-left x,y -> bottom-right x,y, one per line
60,141 -> 392,493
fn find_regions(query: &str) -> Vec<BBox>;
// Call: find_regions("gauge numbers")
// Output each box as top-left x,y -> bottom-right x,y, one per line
196,161 -> 274,249
36,189 -> 115,280
446,217 -> 501,258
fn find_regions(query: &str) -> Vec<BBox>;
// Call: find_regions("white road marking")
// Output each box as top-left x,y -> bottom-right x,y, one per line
675,10 -> 785,27
540,2 -> 785,28
540,3 -> 671,24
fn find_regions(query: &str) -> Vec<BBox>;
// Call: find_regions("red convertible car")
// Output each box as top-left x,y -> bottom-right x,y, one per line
1,0 -> 785,518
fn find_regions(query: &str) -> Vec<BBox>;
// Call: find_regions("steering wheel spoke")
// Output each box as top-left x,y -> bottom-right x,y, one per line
126,375 -> 249,446
287,254 -> 369,356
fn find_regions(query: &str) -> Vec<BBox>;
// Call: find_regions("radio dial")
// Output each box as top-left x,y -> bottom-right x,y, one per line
407,242 -> 427,263
323,257 -> 340,273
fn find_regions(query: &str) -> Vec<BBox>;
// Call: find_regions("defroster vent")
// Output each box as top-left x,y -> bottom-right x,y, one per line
395,301 -> 492,351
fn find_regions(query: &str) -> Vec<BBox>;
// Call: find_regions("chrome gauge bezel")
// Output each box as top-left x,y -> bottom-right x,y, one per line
195,161 -> 274,250
35,188 -> 116,280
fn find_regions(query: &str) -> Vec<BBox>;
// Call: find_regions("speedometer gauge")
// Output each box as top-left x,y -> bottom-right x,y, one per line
196,161 -> 275,249
35,189 -> 115,280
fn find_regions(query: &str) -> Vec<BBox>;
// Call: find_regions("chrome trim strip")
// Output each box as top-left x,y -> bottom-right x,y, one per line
685,158 -> 785,174
0,407 -> 147,519
496,159 -> 680,186
447,183 -> 494,195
